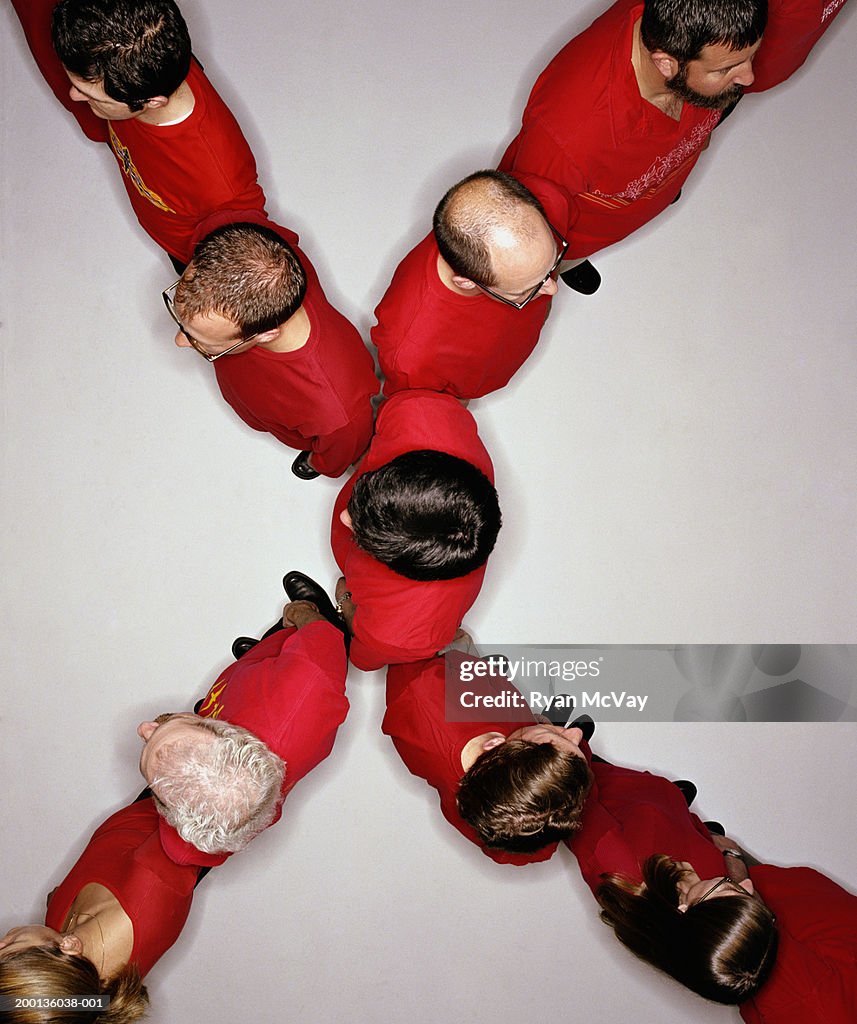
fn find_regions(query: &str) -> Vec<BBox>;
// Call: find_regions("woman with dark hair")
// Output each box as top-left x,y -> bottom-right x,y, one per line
0,797 -> 198,1023
567,756 -> 778,1004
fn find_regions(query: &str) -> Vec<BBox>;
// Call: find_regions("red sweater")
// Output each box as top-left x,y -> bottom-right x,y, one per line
45,799 -> 197,978
374,174 -> 573,399
211,221 -> 379,477
740,865 -> 857,1024
158,622 -> 349,867
748,0 -> 850,92
500,0 -> 722,258
331,391 -> 495,671
10,0 -> 266,262
568,757 -> 725,892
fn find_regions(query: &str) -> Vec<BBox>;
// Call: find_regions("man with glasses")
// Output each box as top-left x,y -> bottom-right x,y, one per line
165,219 -> 379,480
500,0 -> 767,294
373,171 -> 572,401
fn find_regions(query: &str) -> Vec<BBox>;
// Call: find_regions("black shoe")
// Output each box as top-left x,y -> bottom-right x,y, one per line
673,780 -> 698,807
283,571 -> 345,637
568,714 -> 595,743
560,260 -> 601,295
231,636 -> 259,660
291,450 -> 320,480
705,821 -> 726,836
670,188 -> 683,206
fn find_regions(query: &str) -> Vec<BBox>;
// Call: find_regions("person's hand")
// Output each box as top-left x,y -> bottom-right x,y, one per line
283,600 -> 325,629
710,832 -> 744,853
335,576 -> 356,634
709,832 -> 752,882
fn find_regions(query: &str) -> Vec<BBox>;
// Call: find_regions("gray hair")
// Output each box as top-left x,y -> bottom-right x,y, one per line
150,717 -> 285,854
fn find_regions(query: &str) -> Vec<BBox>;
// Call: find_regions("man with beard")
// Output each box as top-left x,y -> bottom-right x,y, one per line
500,0 -> 767,294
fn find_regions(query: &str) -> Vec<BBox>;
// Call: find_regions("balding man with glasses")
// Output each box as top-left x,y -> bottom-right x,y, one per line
373,170 -> 572,402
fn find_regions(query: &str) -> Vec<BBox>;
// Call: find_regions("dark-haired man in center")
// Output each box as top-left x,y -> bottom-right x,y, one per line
165,219 -> 379,479
302,390 -> 501,670
500,0 -> 767,293
373,170 -> 573,400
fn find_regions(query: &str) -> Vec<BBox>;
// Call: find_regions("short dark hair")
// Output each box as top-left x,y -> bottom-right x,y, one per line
176,223 -> 307,337
456,739 -> 593,852
347,450 -> 501,581
597,854 -> 779,1003
641,0 -> 767,62
52,0 -> 192,108
433,170 -> 548,286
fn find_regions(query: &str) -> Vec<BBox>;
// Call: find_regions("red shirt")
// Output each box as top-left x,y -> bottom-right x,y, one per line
331,391 -> 495,671
740,865 -> 857,1024
106,59 -> 266,262
568,757 -> 725,892
45,799 -> 197,978
212,223 -> 379,478
383,652 -> 559,866
373,175 -> 573,400
158,621 -> 349,867
500,0 -> 722,258
9,0 -> 266,263
747,0 -> 850,92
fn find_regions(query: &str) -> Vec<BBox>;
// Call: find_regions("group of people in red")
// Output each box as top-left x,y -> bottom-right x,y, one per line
2,0 -> 854,1022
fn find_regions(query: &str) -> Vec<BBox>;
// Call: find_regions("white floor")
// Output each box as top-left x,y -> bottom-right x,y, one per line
2,2 -> 856,1022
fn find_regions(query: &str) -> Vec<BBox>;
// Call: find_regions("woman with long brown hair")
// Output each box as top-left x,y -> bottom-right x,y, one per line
567,754 -> 779,1004
0,797 -> 198,1023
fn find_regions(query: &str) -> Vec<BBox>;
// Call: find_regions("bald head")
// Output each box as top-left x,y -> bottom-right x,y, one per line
433,171 -> 559,302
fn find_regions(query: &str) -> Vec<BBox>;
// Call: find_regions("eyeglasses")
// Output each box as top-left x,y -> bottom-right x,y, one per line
162,281 -> 258,362
476,222 -> 569,309
696,876 -> 750,904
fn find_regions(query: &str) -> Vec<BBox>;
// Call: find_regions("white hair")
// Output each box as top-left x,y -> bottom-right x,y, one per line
150,717 -> 285,854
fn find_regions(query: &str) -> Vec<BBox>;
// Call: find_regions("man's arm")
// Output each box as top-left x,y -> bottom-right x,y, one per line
9,0 -> 107,141
709,831 -> 761,883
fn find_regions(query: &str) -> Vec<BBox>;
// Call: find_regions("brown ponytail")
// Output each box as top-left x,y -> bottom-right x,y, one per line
596,854 -> 778,1003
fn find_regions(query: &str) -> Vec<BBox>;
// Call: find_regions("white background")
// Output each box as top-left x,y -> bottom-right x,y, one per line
2,1 -> 855,1021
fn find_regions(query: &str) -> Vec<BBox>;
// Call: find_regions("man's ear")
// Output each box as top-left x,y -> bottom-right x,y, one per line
137,721 -> 160,741
738,878 -> 754,895
451,275 -> 479,292
482,735 -> 505,751
143,95 -> 170,110
339,509 -> 353,531
650,50 -> 680,81
253,328 -> 280,345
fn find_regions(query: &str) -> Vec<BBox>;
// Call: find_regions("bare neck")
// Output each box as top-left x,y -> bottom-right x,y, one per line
64,883 -> 133,982
138,80 -> 195,125
436,253 -> 479,298
630,18 -> 683,119
259,305 -> 311,353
